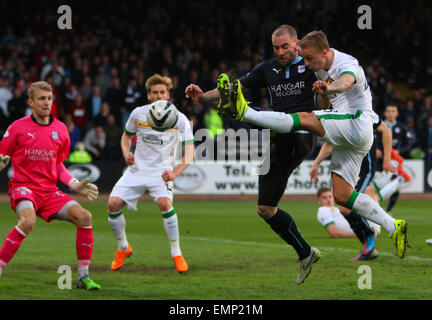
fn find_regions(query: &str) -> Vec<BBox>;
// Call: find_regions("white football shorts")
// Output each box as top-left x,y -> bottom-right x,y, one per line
110,168 -> 173,211
313,109 -> 375,187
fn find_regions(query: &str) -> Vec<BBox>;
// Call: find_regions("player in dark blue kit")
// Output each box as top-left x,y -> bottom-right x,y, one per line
186,25 -> 376,283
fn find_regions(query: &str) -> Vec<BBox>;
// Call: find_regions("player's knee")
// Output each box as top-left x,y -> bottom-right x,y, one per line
18,215 -> 36,234
72,207 -> 92,227
108,197 -> 124,213
158,198 -> 172,212
257,205 -> 277,220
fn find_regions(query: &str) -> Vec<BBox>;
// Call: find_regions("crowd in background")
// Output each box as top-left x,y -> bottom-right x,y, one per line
0,0 -> 431,161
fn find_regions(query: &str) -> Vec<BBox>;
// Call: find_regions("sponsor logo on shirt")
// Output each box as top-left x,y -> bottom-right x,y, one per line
142,134 -> 163,145
25,149 -> 56,161
270,81 -> 305,97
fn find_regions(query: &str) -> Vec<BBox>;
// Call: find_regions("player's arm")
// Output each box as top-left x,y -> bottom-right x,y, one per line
162,143 -> 195,182
313,73 -> 356,94
310,142 -> 333,183
56,163 -> 99,201
325,223 -> 357,238
121,131 -> 135,166
0,126 -> 14,171
185,84 -> 219,103
316,92 -> 331,109
376,121 -> 397,173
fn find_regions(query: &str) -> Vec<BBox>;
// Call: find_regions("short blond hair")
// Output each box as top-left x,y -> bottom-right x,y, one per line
28,81 -> 52,100
299,30 -> 330,51
145,74 -> 173,92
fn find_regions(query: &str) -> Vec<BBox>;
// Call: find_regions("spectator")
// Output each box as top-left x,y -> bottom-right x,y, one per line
94,65 -> 112,96
79,76 -> 93,104
84,125 -> 106,160
67,93 -> 89,133
40,56 -> 65,86
103,113 -> 122,161
90,85 -> 103,119
65,114 -> 82,151
94,101 -> 111,127
68,141 -> 92,164
0,77 -> 12,118
7,87 -> 27,123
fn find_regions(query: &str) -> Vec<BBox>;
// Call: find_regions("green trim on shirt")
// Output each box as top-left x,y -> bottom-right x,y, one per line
340,71 -> 357,83
324,221 -> 335,228
124,128 -> 136,136
182,139 -> 195,146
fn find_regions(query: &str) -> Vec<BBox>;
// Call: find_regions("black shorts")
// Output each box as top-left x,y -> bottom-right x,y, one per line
258,132 -> 316,207
355,142 -> 377,193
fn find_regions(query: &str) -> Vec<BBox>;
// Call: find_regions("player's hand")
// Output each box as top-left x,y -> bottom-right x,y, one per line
310,163 -> 319,183
69,178 -> 99,201
382,160 -> 398,174
162,170 -> 176,182
312,80 -> 329,94
185,84 -> 203,102
124,152 -> 135,166
0,154 -> 11,170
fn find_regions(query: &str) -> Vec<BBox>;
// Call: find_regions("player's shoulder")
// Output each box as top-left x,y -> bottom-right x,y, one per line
317,206 -> 332,216
6,115 -> 31,132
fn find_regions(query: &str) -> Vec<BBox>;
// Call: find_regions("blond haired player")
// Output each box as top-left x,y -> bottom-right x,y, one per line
0,81 -> 100,289
219,30 -> 409,259
107,74 -> 195,272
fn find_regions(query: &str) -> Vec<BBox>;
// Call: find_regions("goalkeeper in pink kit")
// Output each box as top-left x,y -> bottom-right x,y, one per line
0,81 -> 101,290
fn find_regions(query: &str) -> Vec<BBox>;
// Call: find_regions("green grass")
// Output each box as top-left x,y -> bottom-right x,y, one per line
0,199 -> 431,300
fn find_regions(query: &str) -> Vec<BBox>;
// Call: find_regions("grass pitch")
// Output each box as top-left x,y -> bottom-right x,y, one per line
0,199 -> 431,300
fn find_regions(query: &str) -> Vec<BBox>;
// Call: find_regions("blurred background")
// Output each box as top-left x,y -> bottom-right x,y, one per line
0,0 -> 430,162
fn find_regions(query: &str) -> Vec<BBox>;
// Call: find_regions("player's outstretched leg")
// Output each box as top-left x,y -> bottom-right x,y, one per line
216,73 -> 231,117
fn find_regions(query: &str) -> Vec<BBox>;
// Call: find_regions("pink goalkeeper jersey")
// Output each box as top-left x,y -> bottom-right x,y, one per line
0,115 -> 70,191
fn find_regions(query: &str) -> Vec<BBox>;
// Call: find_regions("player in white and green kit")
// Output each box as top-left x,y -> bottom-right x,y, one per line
108,74 -> 195,272
219,30 -> 408,259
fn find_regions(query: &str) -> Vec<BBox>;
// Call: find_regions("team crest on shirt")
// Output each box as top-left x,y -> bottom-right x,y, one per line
298,65 -> 306,73
52,131 -> 58,140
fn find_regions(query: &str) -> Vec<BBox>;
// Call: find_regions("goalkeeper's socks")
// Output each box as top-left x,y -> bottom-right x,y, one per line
0,226 -> 26,267
162,209 -> 182,257
76,226 -> 93,276
344,211 -> 374,244
108,211 -> 129,251
265,208 -> 311,260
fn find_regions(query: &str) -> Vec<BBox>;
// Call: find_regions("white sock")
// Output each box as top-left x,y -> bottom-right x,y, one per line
162,210 -> 181,257
108,212 -> 129,251
244,108 -> 296,133
352,193 -> 395,234
380,177 -> 403,201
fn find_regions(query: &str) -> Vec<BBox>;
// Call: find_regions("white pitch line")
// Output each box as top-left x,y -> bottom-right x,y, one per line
182,236 -> 432,262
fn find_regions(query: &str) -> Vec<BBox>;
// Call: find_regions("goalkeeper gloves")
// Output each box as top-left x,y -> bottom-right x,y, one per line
0,154 -> 10,170
69,178 -> 99,201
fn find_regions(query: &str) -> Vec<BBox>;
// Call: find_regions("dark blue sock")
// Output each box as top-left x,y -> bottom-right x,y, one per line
265,208 -> 311,260
344,211 -> 374,244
